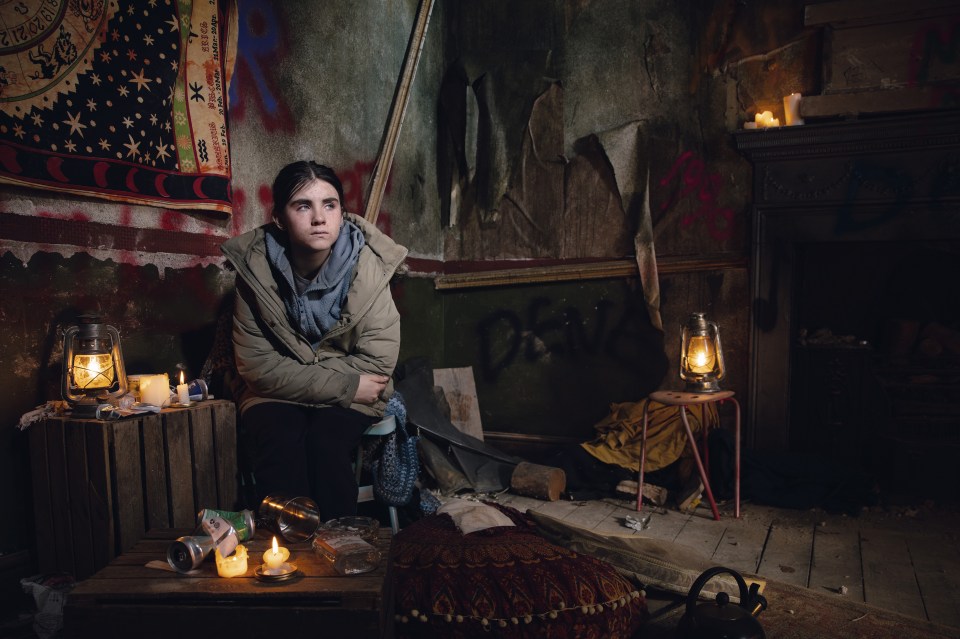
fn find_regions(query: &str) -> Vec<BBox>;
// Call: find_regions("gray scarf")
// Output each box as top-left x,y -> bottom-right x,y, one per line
265,221 -> 365,347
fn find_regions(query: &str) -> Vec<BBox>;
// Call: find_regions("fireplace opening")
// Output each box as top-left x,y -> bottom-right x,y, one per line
790,240 -> 960,496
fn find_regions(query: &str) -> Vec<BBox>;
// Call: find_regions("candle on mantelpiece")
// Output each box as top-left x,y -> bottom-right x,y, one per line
754,110 -> 780,128
262,536 -> 290,571
783,93 -> 804,126
176,371 -> 190,405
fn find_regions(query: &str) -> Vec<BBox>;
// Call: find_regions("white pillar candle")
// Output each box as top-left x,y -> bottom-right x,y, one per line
176,371 -> 190,405
139,374 -> 170,407
783,93 -> 804,126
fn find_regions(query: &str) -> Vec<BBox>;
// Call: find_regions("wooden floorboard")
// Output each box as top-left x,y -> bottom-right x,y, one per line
756,524 -> 809,588
907,531 -> 960,628
861,527 -> 927,619
809,519 -> 864,602
480,492 -> 960,630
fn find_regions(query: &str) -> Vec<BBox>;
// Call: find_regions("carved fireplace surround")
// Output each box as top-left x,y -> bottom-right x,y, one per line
734,110 -> 960,455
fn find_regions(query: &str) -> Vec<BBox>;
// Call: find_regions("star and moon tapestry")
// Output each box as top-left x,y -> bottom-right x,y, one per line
0,0 -> 237,216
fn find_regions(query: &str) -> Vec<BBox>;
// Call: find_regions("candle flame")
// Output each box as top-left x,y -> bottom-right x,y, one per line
272,536 -> 278,555
179,370 -> 185,385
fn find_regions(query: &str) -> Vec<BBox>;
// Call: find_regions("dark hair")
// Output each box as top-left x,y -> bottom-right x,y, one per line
271,161 -> 346,217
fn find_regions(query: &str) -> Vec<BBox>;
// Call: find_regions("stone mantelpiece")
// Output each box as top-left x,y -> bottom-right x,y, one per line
734,110 -> 960,452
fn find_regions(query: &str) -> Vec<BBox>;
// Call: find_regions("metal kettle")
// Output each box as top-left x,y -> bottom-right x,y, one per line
676,566 -> 768,639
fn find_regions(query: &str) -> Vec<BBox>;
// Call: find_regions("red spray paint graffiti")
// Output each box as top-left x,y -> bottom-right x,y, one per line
659,151 -> 735,242
908,18 -> 960,108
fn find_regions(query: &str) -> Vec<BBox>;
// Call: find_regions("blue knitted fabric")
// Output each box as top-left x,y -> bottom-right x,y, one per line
372,391 -> 420,507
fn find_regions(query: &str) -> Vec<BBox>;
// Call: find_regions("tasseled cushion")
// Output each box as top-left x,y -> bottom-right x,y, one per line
391,503 -> 647,639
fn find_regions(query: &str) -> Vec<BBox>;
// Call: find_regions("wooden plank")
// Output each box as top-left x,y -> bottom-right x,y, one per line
756,521 -> 813,588
188,405 -> 218,513
800,89 -> 946,119
432,367 -> 484,440
860,528 -> 925,618
111,419 -> 145,554
364,0 -> 435,226
804,0 -> 960,27
908,531 -> 960,627
211,401 -> 238,510
671,511 -> 727,558
85,422 -> 113,572
496,493 -> 549,514
65,606 -> 386,639
592,500 -> 647,536
64,420 -> 95,579
45,419 -> 76,577
142,413 -> 170,529
809,520 -> 865,602
526,497 -> 581,521
163,410 -> 196,528
28,421 -> 57,574
710,516 -> 771,578
560,500 -> 617,530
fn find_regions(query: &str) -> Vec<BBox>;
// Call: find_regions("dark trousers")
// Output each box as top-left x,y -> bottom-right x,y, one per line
241,402 -> 375,520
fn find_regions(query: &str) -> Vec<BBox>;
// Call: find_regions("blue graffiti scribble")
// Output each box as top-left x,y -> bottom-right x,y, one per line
229,0 -> 281,116
835,161 -> 914,234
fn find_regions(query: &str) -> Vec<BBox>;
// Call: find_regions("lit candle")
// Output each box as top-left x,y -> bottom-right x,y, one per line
754,110 -> 780,128
176,371 -> 190,405
215,545 -> 248,578
262,536 -> 290,572
782,93 -> 804,126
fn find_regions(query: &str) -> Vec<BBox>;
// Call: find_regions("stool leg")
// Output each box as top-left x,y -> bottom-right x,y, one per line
389,506 -> 399,535
679,406 -> 721,521
637,403 -> 651,512
731,397 -> 741,519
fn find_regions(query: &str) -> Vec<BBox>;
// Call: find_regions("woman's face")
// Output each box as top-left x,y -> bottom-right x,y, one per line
278,178 -> 343,263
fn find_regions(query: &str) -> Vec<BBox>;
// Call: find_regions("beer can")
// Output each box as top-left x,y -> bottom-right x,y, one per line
167,535 -> 215,573
197,508 -> 256,542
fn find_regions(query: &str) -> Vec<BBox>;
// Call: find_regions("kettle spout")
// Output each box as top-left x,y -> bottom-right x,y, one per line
748,584 -> 768,618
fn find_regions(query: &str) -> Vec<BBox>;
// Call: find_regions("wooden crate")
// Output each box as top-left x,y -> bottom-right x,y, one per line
63,528 -> 394,639
29,400 -> 237,580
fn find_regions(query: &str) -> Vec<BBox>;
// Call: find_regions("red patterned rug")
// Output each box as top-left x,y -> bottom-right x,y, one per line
641,579 -> 960,638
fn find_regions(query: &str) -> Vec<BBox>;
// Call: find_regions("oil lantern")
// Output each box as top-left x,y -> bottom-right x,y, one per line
61,314 -> 128,415
679,312 -> 725,393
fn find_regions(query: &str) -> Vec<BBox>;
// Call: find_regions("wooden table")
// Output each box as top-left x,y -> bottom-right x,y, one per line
29,400 -> 237,580
63,528 -> 394,639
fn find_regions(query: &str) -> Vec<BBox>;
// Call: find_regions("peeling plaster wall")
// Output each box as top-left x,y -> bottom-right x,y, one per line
0,0 -> 821,561
0,0 -> 442,557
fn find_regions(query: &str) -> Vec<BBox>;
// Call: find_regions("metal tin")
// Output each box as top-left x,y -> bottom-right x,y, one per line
187,378 -> 208,400
166,535 -> 215,573
258,494 -> 321,542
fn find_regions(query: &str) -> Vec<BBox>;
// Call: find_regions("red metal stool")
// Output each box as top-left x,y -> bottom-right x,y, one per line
636,390 -> 741,520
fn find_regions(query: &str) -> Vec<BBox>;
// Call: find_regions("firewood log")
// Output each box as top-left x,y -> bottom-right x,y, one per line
510,462 -> 566,501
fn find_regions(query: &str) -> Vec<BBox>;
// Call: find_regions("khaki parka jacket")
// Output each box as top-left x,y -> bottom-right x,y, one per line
220,213 -> 408,418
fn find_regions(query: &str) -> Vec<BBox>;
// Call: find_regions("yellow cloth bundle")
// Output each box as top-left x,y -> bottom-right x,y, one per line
580,398 -> 718,473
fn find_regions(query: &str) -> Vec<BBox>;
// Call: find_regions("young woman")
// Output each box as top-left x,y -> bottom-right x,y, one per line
221,160 -> 407,519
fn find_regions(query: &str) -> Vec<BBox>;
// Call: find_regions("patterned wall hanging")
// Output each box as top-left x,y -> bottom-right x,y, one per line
0,0 -> 237,216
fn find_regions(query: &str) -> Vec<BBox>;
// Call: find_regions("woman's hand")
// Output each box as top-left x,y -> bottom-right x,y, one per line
354,374 -> 389,404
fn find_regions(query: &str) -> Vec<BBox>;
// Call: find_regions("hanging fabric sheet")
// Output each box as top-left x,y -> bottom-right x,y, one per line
0,0 -> 238,216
